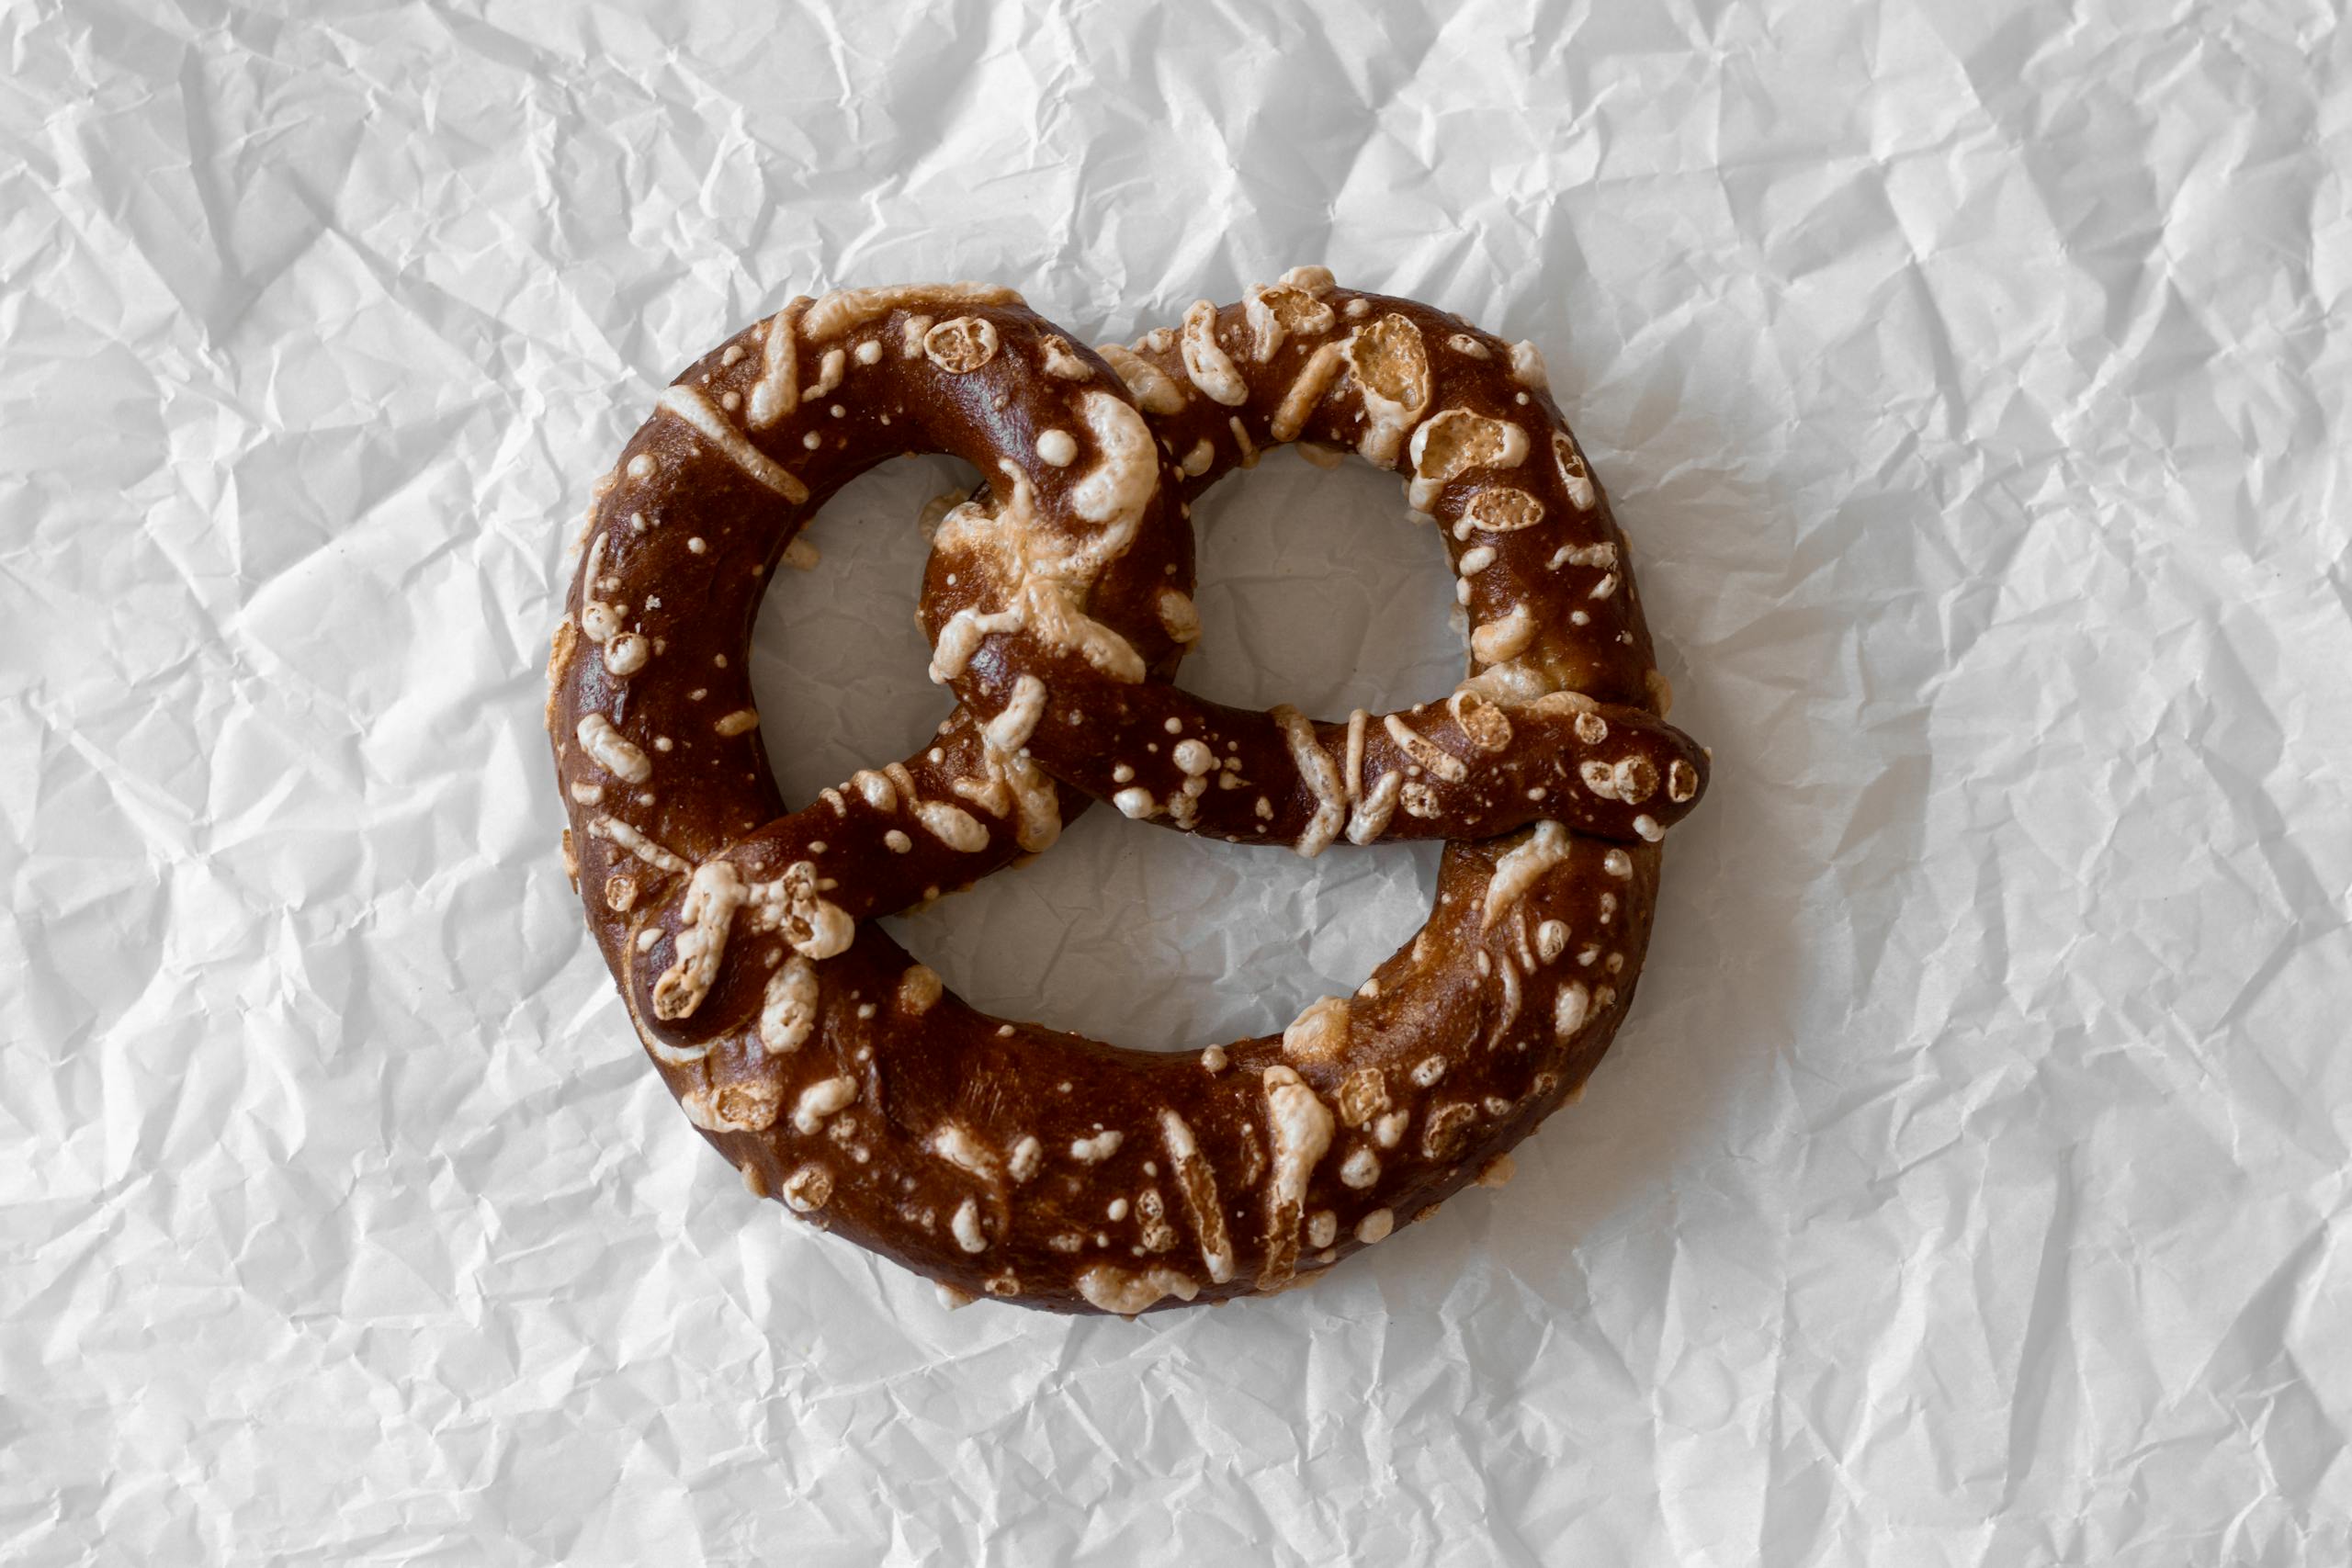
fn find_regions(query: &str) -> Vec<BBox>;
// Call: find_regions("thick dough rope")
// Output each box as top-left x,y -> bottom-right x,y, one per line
550,288 -> 1192,1020
919,269 -> 1705,857
549,276 -> 1710,1315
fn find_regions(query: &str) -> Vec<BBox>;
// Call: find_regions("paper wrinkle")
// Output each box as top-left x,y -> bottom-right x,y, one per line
6,0 -> 2351,1562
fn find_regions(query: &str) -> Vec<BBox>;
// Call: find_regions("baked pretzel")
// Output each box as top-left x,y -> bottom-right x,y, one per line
549,276 -> 1709,1315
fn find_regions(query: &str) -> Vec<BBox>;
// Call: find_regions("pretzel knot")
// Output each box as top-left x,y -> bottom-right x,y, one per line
548,274 -> 1711,1315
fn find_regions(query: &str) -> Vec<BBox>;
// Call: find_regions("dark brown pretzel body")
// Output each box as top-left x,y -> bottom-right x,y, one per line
549,276 -> 1709,1314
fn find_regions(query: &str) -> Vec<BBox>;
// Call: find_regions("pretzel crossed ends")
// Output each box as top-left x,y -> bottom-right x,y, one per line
548,271 -> 1709,1315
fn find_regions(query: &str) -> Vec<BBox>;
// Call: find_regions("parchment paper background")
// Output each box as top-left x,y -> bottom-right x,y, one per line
6,1 -> 2350,1562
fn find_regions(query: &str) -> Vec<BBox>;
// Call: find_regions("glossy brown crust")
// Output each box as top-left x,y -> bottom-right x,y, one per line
548,276 -> 1710,1315
922,284 -> 1706,854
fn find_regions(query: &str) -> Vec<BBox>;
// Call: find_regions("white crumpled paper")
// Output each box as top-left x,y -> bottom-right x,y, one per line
6,1 -> 2349,1562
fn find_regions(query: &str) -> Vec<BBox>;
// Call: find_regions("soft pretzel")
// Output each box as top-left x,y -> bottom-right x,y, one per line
548,276 -> 1709,1315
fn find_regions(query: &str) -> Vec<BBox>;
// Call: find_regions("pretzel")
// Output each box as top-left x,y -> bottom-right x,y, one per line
548,276 -> 1709,1316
